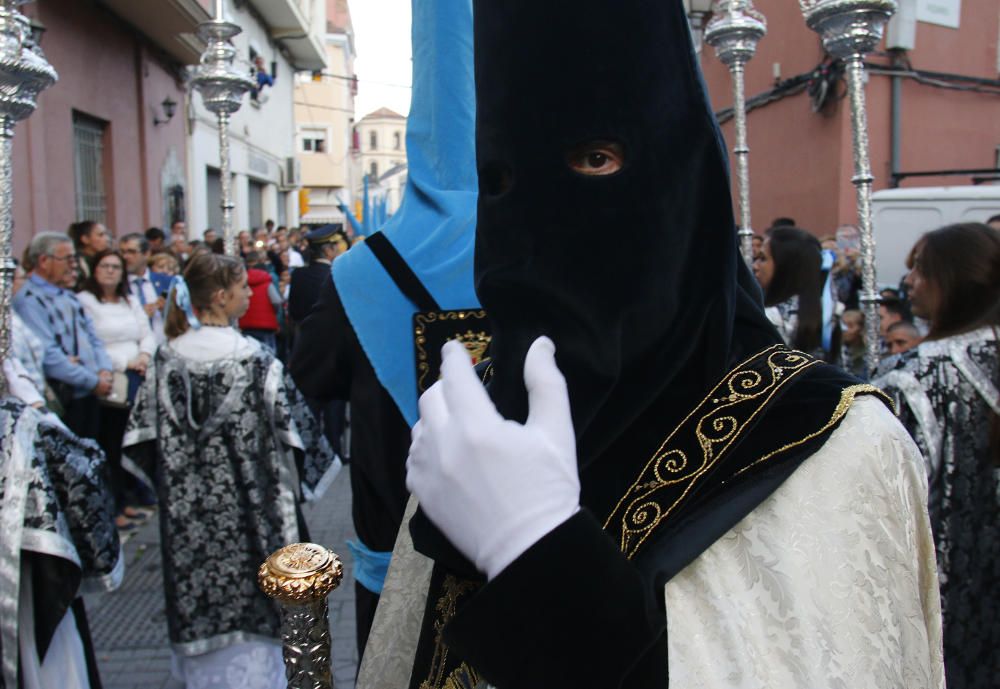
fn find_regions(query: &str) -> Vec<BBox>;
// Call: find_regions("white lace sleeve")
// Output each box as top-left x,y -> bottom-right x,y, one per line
663,396 -> 945,689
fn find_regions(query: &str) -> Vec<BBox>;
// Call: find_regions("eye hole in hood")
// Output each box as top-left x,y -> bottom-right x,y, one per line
566,140 -> 626,177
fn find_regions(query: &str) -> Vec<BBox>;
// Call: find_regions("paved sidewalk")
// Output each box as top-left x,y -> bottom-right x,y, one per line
84,466 -> 360,689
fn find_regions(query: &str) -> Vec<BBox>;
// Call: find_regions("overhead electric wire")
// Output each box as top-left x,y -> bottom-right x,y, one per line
314,71 -> 411,89
713,56 -> 1000,125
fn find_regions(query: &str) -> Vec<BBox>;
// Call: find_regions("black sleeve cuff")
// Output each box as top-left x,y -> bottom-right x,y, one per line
442,509 -> 666,689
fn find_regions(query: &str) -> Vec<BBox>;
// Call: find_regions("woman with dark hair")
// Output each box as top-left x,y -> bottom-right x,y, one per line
753,226 -> 838,360
122,252 -> 337,688
876,221 -> 1000,689
67,220 -> 111,288
77,249 -> 154,529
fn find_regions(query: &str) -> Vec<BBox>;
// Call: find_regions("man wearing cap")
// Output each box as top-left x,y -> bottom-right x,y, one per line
288,225 -> 349,327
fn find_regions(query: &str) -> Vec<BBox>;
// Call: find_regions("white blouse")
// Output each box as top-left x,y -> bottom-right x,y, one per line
76,291 -> 155,372
167,326 -> 260,362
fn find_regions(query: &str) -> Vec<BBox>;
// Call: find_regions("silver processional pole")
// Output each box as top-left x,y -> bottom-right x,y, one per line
0,1 -> 56,395
799,0 -> 896,376
190,0 -> 253,257
259,543 -> 344,689
704,0 -> 766,267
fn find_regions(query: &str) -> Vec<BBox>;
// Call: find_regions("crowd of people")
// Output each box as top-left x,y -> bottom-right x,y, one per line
11,221 -> 355,529
751,217 -> 936,377
7,219 -> 356,687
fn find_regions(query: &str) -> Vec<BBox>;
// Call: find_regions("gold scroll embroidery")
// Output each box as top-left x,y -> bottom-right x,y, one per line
603,345 -> 820,559
419,575 -> 483,689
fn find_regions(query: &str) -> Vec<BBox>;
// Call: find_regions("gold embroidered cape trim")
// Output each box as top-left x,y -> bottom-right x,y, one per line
603,345 -> 823,559
731,383 -> 891,481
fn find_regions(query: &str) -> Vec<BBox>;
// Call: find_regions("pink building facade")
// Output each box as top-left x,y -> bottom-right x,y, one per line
12,0 -> 211,254
699,0 -> 1000,237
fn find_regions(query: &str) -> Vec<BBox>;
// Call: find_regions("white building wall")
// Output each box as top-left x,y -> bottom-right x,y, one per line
356,115 -> 407,194
187,2 -> 311,238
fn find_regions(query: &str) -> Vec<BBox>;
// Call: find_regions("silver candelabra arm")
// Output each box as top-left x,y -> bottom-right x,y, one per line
190,0 -> 253,257
799,0 -> 896,376
0,1 -> 56,395
704,0 -> 766,267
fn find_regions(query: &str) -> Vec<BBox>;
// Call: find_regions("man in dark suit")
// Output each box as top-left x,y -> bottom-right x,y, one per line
288,225 -> 349,325
288,224 -> 350,457
120,233 -> 171,345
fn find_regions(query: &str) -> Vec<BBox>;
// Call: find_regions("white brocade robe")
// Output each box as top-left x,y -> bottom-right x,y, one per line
664,397 -> 944,689
358,397 -> 945,689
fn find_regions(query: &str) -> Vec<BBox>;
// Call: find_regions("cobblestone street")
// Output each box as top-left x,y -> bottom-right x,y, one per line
84,466 -> 360,689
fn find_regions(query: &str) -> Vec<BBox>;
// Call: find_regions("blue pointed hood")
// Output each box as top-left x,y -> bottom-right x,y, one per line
332,0 -> 478,426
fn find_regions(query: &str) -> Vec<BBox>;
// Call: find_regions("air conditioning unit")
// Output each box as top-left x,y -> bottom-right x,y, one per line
282,157 -> 302,189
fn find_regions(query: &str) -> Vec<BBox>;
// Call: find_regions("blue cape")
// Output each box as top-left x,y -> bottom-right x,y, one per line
332,0 -> 478,427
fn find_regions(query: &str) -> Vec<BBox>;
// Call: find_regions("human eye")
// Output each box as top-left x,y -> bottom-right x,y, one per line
566,140 -> 625,176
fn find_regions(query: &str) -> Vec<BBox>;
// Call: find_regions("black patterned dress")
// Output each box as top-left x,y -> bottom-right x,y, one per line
0,398 -> 121,689
122,336 -> 337,659
876,325 -> 999,689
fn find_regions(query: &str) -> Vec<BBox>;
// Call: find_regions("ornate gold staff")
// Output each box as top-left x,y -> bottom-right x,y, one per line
704,0 -> 766,266
259,543 -> 344,689
799,0 -> 896,376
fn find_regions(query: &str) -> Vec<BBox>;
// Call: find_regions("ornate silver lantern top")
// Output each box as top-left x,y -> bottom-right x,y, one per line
703,0 -> 767,67
0,0 -> 56,396
0,3 -> 57,128
798,0 -> 897,59
190,14 -> 254,116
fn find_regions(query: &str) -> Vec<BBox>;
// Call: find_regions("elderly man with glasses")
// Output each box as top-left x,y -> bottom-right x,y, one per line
13,232 -> 113,440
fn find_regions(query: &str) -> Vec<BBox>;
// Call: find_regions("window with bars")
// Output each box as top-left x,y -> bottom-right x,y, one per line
73,112 -> 108,224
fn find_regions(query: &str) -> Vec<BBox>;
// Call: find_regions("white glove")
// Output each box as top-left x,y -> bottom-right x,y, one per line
406,336 -> 580,580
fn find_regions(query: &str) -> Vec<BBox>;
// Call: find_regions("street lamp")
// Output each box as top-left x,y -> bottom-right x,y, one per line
190,0 -> 253,257
704,0 -> 766,266
153,95 -> 177,127
799,0 -> 896,376
0,0 -> 56,397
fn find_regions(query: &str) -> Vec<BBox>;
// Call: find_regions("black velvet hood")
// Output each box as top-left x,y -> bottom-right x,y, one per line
473,0 -> 779,470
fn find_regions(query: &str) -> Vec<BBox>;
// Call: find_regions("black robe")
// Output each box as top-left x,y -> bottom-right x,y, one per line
290,274 -> 412,652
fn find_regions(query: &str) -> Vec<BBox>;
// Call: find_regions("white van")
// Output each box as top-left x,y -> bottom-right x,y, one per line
871,185 -> 1000,287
